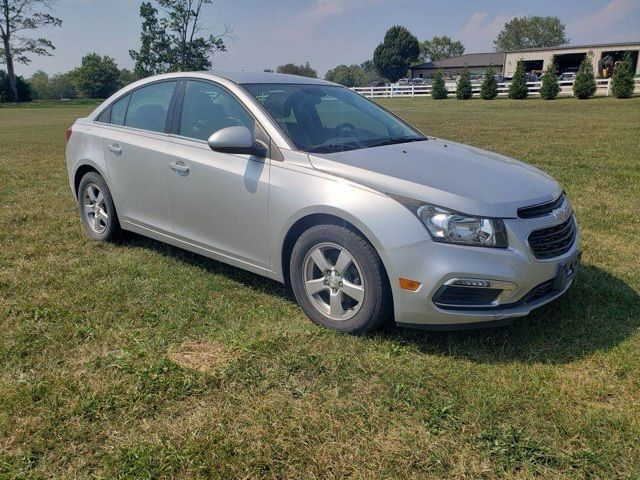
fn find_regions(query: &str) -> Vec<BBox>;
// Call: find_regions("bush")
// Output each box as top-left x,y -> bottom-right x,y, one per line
456,70 -> 473,100
480,67 -> 498,100
0,70 -> 33,102
508,62 -> 528,99
431,69 -> 447,100
539,62 -> 560,100
573,57 -> 596,99
611,53 -> 635,99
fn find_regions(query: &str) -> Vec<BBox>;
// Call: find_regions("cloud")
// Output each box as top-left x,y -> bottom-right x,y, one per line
455,12 -> 515,52
285,0 -> 382,40
568,0 -> 640,42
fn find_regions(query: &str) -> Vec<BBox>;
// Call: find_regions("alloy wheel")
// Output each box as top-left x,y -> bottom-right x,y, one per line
302,242 -> 365,321
82,183 -> 109,234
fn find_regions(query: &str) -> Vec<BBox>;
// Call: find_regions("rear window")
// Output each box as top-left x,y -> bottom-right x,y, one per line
124,81 -> 177,132
111,94 -> 130,126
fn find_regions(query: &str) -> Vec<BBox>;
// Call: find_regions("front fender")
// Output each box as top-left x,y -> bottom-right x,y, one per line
269,159 -> 429,281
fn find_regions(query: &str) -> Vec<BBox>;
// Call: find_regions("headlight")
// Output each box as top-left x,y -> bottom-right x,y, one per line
390,195 -> 508,248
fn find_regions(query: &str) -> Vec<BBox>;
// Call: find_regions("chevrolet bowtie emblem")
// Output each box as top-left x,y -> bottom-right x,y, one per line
551,204 -> 571,222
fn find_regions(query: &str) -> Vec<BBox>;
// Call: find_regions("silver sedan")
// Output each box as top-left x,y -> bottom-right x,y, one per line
65,72 -> 580,333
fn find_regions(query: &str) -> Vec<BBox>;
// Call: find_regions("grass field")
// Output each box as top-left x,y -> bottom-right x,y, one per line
1,97 -> 639,479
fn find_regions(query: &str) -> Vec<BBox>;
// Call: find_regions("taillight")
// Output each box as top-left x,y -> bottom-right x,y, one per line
65,127 -> 73,143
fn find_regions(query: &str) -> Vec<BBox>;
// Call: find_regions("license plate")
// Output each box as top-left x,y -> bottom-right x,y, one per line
555,251 -> 581,289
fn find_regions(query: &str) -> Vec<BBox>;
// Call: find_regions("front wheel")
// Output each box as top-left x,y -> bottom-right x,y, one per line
290,224 -> 391,334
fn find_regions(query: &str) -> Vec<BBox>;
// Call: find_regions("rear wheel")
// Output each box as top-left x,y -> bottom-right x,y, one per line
290,224 -> 391,334
77,172 -> 120,241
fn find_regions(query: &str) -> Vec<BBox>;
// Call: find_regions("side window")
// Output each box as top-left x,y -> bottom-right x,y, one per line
96,107 -> 111,123
111,94 -> 130,126
124,81 -> 177,133
179,81 -> 255,141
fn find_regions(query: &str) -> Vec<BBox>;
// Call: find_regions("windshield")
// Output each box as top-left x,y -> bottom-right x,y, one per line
241,83 -> 426,153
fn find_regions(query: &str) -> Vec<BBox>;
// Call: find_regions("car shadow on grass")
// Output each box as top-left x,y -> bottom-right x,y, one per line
114,233 -> 638,364
114,232 -> 296,300
379,265 -> 640,364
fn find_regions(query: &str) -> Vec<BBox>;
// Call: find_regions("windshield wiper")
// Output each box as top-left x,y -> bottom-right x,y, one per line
368,136 -> 428,148
306,143 -> 361,153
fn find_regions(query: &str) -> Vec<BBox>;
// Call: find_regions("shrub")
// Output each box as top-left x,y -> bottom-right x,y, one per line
456,70 -> 473,100
431,69 -> 447,100
573,57 -> 596,99
611,53 -> 635,99
508,62 -> 528,99
539,62 -> 560,100
480,67 -> 498,100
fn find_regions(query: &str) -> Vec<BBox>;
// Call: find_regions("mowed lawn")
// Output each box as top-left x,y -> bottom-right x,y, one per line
1,97 -> 639,479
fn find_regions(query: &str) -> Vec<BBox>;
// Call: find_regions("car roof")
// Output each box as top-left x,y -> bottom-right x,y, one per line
210,71 -> 336,86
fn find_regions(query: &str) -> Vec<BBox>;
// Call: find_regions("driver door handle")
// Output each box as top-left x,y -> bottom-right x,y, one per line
107,143 -> 122,155
169,161 -> 190,176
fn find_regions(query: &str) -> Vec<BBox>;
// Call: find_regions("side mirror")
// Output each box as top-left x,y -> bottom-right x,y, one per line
207,126 -> 266,157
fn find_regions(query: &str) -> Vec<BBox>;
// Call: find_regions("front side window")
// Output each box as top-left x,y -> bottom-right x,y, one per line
179,81 -> 255,141
242,83 -> 424,153
124,81 -> 177,133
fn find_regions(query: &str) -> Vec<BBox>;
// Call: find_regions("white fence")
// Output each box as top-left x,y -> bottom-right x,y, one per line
351,78 -> 640,98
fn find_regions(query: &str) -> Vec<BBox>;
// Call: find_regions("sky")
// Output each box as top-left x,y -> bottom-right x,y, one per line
13,0 -> 640,78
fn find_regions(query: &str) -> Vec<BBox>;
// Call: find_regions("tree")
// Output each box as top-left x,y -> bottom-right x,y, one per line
420,35 -> 464,62
0,0 -> 62,101
573,56 -> 596,99
71,53 -> 121,99
539,62 -> 560,100
494,16 -> 568,51
373,25 -> 420,83
508,61 -> 528,99
129,0 -> 229,77
480,67 -> 498,100
118,68 -> 138,89
431,69 -> 447,100
324,64 -> 366,87
29,69 -> 50,99
276,62 -> 317,78
456,69 -> 472,99
360,59 -> 384,84
49,72 -> 76,99
0,68 -> 31,102
611,53 -> 635,99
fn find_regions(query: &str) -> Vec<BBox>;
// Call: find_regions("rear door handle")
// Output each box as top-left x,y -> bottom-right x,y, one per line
107,144 -> 122,155
169,161 -> 190,176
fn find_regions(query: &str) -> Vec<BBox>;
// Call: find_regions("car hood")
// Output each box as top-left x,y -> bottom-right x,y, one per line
307,138 -> 562,218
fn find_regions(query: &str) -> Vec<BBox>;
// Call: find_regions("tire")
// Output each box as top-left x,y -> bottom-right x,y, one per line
290,224 -> 392,334
77,171 -> 120,242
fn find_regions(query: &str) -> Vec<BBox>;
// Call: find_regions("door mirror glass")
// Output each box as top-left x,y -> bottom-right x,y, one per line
207,126 -> 264,156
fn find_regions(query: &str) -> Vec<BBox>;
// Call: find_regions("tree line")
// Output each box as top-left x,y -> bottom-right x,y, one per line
1,0 -> 636,102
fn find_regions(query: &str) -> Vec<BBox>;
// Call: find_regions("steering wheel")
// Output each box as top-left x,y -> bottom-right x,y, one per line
334,122 -> 356,132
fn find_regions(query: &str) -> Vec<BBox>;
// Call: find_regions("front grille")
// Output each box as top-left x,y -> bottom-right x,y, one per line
528,217 -> 576,259
522,280 -> 555,304
518,194 -> 565,219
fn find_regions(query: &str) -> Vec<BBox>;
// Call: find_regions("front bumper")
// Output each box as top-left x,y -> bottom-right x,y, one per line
380,216 -> 580,330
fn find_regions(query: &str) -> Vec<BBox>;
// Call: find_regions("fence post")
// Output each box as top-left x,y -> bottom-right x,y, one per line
390,85 -> 393,99
370,86 -> 374,98
606,78 -> 611,96
411,85 -> 415,97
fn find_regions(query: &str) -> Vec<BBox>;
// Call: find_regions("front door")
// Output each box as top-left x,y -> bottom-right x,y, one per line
166,80 -> 271,268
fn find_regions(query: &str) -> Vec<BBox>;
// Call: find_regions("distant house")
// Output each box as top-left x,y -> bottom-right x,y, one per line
410,53 -> 505,79
410,42 -> 640,80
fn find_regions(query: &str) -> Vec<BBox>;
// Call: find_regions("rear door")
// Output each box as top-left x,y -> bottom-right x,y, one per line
165,79 -> 271,268
101,80 -> 179,233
